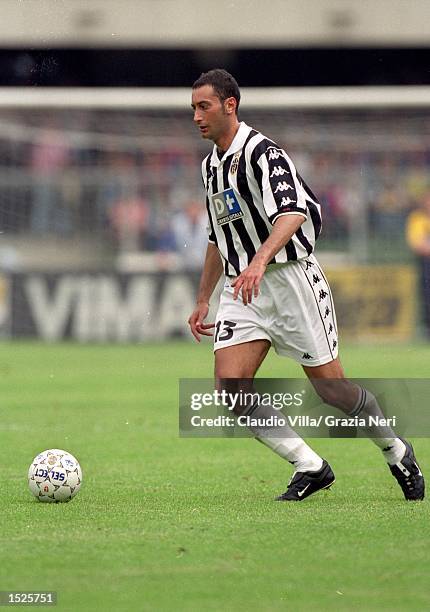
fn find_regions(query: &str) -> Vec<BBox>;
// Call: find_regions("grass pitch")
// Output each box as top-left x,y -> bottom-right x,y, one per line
1,341 -> 429,611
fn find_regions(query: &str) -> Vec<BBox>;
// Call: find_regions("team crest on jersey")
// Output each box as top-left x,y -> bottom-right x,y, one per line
211,188 -> 244,225
230,151 -> 241,175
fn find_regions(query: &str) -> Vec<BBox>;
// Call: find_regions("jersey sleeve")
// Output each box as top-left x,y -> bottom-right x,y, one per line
256,145 -> 308,224
201,157 -> 216,244
206,215 -> 216,244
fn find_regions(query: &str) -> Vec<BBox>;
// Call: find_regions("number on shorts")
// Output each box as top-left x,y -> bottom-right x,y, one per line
215,320 -> 237,342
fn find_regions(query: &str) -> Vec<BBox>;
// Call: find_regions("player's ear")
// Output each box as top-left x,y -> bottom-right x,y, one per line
224,97 -> 237,115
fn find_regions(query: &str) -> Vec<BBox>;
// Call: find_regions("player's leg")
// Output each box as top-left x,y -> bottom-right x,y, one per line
215,339 -> 270,380
303,356 -> 404,459
302,357 -> 406,458
268,256 -> 423,500
214,275 -> 334,500
215,341 -> 334,500
303,358 -> 425,500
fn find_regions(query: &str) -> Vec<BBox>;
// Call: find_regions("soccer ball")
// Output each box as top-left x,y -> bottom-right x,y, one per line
28,449 -> 82,503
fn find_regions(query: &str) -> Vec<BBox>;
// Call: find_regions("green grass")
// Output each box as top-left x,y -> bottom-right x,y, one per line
1,341 -> 429,611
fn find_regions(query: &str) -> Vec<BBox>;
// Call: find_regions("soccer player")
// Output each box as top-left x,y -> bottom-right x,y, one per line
188,68 -> 424,501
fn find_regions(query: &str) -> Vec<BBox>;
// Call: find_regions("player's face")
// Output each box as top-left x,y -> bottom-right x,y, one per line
191,85 -> 233,144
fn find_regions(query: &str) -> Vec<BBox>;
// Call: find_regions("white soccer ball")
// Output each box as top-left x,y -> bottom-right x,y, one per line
28,449 -> 83,503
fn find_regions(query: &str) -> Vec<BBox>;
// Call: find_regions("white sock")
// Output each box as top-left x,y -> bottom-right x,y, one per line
257,436 -> 323,472
242,400 -> 323,472
351,387 -> 406,464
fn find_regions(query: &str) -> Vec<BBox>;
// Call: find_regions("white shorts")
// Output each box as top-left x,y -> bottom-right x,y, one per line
214,254 -> 338,366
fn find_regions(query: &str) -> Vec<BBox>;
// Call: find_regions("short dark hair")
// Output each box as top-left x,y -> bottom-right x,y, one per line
192,68 -> 240,112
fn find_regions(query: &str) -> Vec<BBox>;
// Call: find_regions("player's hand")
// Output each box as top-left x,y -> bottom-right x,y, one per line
231,259 -> 267,305
188,302 -> 215,342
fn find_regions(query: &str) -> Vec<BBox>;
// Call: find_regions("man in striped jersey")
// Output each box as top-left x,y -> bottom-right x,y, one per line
188,69 -> 424,502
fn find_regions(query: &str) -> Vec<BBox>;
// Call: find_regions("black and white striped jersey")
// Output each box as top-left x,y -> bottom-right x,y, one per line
201,122 -> 322,277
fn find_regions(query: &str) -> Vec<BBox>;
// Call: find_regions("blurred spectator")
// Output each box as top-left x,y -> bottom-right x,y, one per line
30,121 -> 70,234
96,152 -> 139,231
155,212 -> 177,254
171,200 -> 208,269
405,152 -> 428,207
109,191 -> 152,252
373,185 -> 409,238
406,190 -> 430,338
153,209 -> 178,270
318,185 -> 348,240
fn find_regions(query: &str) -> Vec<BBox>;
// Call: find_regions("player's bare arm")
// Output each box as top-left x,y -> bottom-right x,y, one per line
231,214 -> 305,305
188,242 -> 223,341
